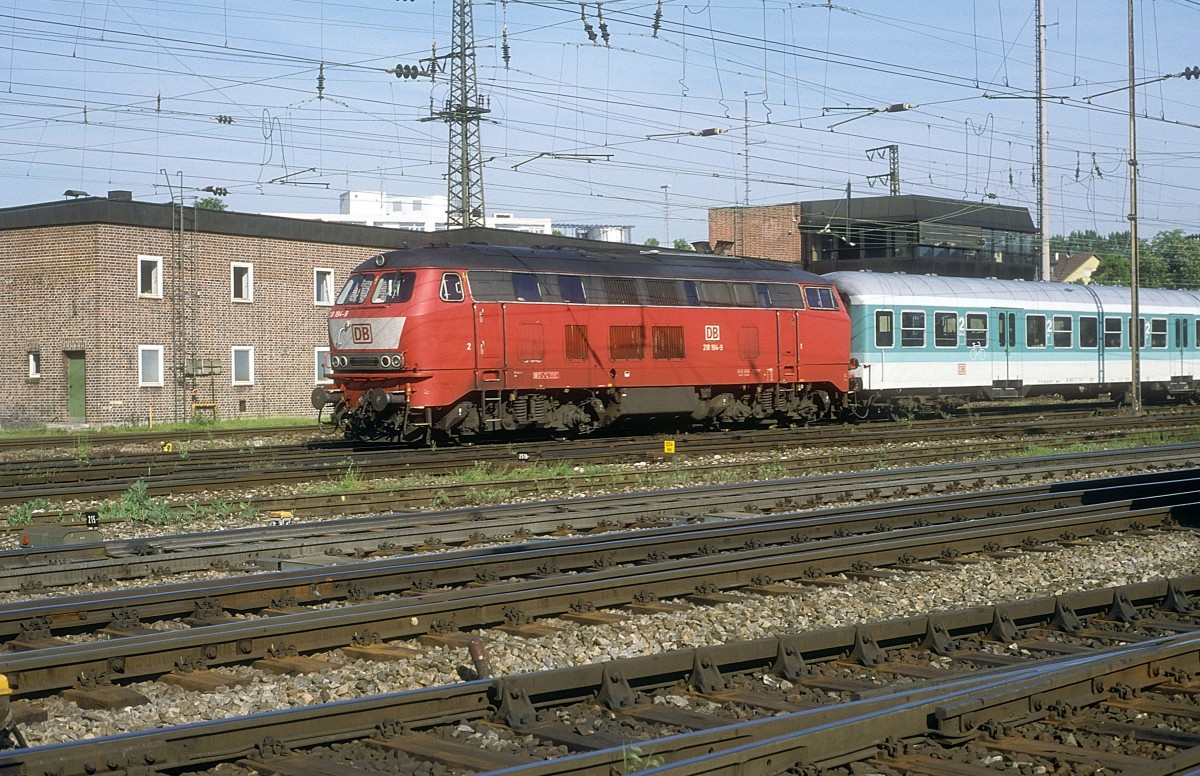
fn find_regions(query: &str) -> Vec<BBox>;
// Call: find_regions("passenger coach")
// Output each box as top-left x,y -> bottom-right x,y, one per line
315,244 -> 852,442
827,271 -> 1200,417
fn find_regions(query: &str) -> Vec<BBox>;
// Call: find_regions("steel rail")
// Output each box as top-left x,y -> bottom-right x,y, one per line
1,496 -> 1191,698
3,576 -> 1199,776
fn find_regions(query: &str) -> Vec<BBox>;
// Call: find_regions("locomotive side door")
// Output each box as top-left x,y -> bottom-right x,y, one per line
473,302 -> 507,389
992,308 -> 1022,393
777,310 -> 799,381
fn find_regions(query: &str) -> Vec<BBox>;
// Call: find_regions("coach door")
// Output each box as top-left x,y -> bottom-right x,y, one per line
1173,316 -> 1191,378
778,310 -> 799,381
473,302 -> 506,389
993,309 -> 1022,394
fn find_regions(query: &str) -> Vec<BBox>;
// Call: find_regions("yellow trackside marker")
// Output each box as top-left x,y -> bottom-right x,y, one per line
160,442 -> 173,453
0,674 -> 10,695
663,440 -> 675,454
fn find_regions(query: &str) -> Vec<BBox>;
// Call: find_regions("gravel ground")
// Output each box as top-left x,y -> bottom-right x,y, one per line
17,529 -> 1200,746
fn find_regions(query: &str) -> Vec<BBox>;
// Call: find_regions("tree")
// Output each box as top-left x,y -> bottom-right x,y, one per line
196,197 -> 228,211
643,237 -> 660,247
672,238 -> 695,251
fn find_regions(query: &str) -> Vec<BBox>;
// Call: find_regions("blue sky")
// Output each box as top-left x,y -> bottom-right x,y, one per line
4,1 -> 1199,244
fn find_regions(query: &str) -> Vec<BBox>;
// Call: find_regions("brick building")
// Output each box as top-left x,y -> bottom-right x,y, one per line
709,194 -> 1040,280
1,192 -> 626,429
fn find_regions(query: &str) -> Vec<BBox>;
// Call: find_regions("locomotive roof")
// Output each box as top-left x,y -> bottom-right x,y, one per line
358,243 -> 833,285
825,270 -> 1200,310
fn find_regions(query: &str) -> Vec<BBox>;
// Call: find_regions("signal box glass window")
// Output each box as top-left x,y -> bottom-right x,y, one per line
138,255 -> 162,298
1150,318 -> 1167,348
965,313 -> 987,347
440,273 -> 464,302
900,311 -> 925,348
609,326 -> 645,360
875,310 -> 894,348
804,286 -> 839,310
337,274 -> 375,305
231,262 -> 253,302
565,325 -> 589,360
1052,316 -> 1072,348
652,326 -> 685,359
371,271 -> 415,303
314,348 -> 332,384
934,312 -> 958,348
138,345 -> 164,387
314,268 -> 334,306
1080,316 -> 1098,348
231,346 -> 255,386
1025,315 -> 1046,348
28,351 -> 41,379
1104,317 -> 1122,349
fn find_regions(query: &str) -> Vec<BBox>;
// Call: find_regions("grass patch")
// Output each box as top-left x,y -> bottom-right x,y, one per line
6,498 -> 51,527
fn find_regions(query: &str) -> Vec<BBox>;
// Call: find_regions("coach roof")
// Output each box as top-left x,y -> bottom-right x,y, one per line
359,243 -> 833,285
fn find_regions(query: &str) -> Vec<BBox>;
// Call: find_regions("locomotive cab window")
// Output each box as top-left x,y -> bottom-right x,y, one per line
440,273 -> 464,302
337,274 -> 375,305
934,312 -> 958,348
1025,315 -> 1046,348
875,310 -> 894,348
804,286 -> 839,310
371,271 -> 415,304
900,311 -> 925,348
965,313 -> 987,347
1052,316 -> 1072,348
512,273 -> 541,302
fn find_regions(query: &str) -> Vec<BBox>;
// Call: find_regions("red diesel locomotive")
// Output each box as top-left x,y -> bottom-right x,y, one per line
312,243 -> 851,442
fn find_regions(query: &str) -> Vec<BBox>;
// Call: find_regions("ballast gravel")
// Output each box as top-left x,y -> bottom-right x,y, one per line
17,529 -> 1200,746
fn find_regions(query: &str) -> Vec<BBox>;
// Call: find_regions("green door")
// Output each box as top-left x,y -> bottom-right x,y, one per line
65,352 -> 85,421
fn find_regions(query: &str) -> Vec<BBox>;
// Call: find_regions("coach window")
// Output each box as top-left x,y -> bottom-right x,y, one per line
1080,316 -> 1098,348
1052,316 -> 1072,348
804,286 -> 839,310
558,275 -> 586,303
874,311 -> 894,348
232,346 -> 255,386
934,312 -> 958,348
965,313 -> 988,347
1176,319 -> 1190,349
1151,318 -> 1167,348
138,255 -> 162,298
1025,314 -> 1046,348
231,262 -> 253,303
372,271 -> 415,303
1104,317 -> 1123,348
440,273 -> 464,302
900,311 -> 925,347
138,345 -> 164,388
512,273 -> 541,302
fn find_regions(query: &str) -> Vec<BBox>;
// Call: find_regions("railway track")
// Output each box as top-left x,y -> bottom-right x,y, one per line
5,443 -> 1200,593
7,578 -> 1200,775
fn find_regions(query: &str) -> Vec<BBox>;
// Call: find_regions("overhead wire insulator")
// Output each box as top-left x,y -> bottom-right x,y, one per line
652,0 -> 663,37
580,4 -> 597,43
597,3 -> 609,46
1183,66 -> 1200,80
317,61 -> 325,100
502,25 -> 510,68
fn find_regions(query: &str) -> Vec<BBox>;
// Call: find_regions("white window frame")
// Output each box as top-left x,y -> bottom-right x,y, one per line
138,345 -> 164,387
314,268 -> 334,306
231,346 -> 255,386
231,262 -> 254,303
27,351 -> 41,379
137,255 -> 163,299
314,347 -> 333,384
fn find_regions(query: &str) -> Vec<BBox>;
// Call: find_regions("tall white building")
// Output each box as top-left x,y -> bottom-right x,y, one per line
268,191 -> 554,235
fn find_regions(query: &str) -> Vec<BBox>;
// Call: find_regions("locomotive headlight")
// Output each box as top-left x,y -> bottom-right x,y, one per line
380,355 -> 393,368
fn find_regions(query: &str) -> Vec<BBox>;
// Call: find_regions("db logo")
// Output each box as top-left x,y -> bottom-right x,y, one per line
351,324 -> 373,344
704,325 -> 721,341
